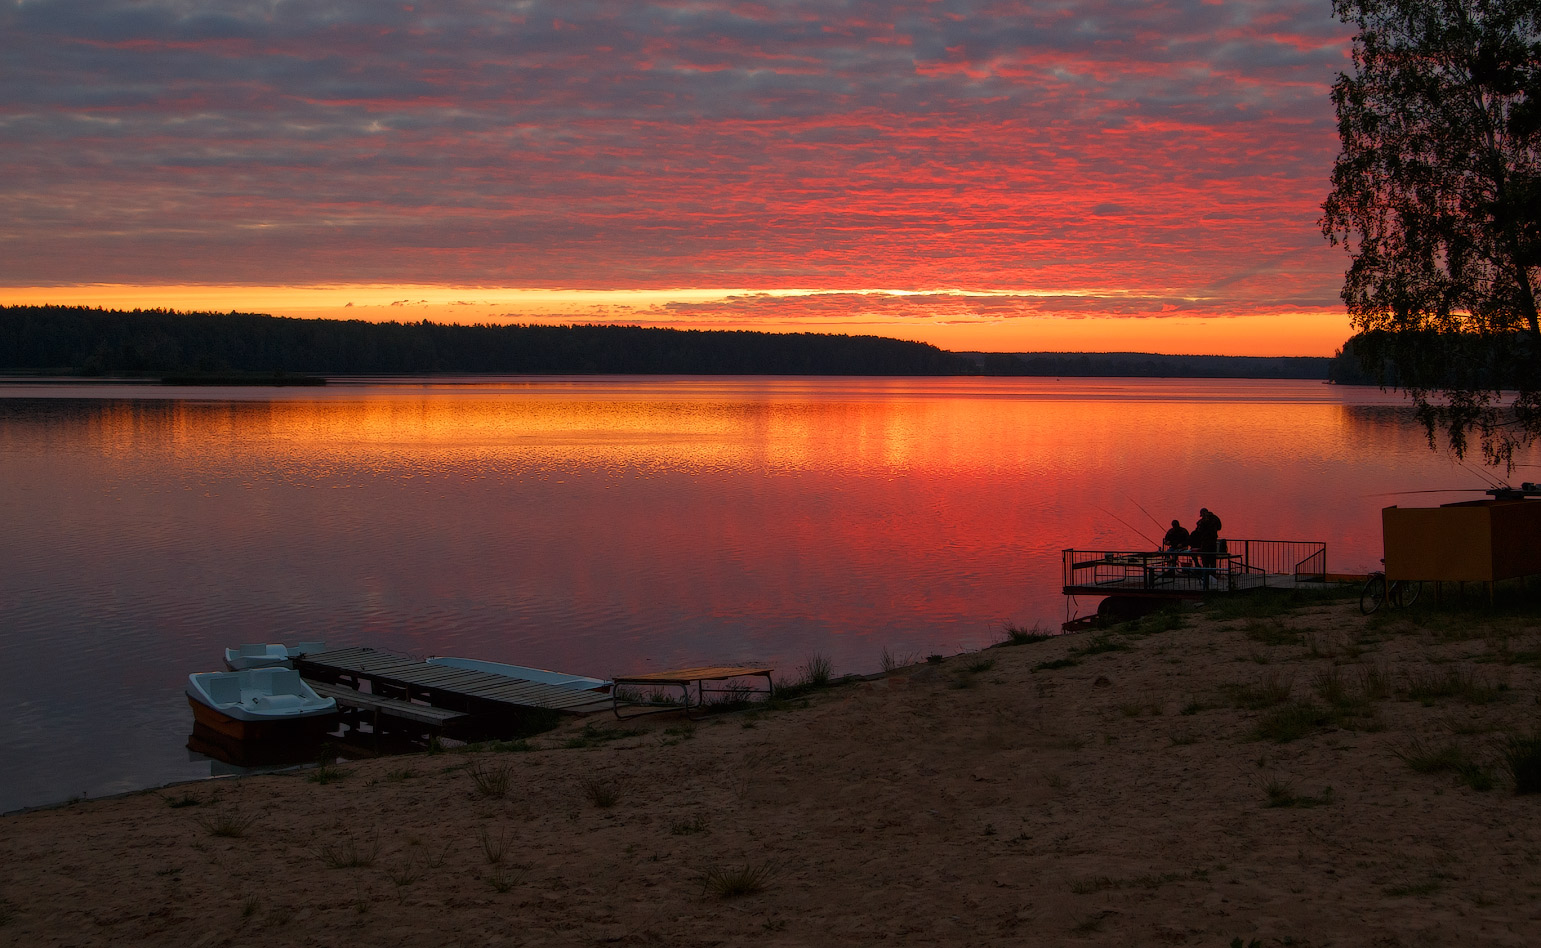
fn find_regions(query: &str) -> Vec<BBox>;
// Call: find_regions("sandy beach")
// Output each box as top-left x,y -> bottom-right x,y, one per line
3,592 -> 1539,947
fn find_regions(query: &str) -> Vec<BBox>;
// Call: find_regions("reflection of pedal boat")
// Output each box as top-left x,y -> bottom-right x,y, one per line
186,721 -> 328,771
185,668 -> 339,741
426,656 -> 612,693
223,641 -> 327,671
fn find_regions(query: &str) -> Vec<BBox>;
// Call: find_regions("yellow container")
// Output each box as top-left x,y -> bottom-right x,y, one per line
1382,500 -> 1541,582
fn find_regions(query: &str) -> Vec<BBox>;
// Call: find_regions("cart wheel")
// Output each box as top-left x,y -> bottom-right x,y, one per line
1360,574 -> 1386,614
1390,580 -> 1421,608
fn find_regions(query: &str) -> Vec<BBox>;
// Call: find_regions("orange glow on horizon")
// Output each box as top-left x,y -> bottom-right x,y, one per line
4,3 -> 1361,364
0,285 -> 1353,357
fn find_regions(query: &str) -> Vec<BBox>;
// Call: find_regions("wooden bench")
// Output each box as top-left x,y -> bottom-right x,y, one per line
307,679 -> 468,737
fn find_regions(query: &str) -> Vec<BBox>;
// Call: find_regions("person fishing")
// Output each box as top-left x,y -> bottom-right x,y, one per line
1162,519 -> 1191,551
1160,518 -> 1191,578
1191,507 -> 1223,587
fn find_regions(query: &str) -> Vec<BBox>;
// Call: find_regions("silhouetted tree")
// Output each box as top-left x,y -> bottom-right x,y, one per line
1321,0 -> 1541,466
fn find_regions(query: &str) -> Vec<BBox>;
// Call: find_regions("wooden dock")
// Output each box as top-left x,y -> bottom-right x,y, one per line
296,647 -> 613,742
1062,539 -> 1329,601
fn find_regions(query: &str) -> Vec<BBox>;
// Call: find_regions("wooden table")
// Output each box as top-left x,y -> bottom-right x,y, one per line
611,665 -> 774,719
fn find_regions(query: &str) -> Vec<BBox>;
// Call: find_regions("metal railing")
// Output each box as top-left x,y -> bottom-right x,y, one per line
1220,539 -> 1328,582
1062,549 -> 1237,593
1062,539 -> 1326,593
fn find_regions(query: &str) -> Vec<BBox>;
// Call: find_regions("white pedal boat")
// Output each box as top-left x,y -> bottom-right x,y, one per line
223,641 -> 327,671
426,656 -> 611,692
186,668 -> 338,741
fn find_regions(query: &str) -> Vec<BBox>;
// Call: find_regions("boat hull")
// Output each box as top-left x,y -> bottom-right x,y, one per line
224,641 -> 327,671
187,722 -> 330,769
187,695 -> 336,742
186,668 -> 339,743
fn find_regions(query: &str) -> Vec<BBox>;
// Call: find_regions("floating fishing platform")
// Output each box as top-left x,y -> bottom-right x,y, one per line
1062,539 -> 1329,628
295,647 -> 614,744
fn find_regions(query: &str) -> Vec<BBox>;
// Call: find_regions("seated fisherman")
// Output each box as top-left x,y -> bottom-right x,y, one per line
1161,519 -> 1191,575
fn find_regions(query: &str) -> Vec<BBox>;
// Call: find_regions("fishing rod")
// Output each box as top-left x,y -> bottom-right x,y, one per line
1363,488 -> 1488,497
1365,462 -> 1525,498
1458,461 -> 1508,490
1122,491 -> 1168,534
1094,504 -> 1159,548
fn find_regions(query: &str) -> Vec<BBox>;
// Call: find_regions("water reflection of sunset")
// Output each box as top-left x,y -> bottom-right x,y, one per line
63,379 -> 1407,483
1,378 -> 1519,811
43,380 -> 1489,586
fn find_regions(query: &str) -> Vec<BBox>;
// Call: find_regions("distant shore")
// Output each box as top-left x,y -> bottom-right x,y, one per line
2,592 -> 1537,946
2,305 -> 1336,379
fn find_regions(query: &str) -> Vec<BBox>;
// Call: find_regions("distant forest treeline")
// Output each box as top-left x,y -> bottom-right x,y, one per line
960,351 -> 1331,379
0,306 -> 970,376
1,306 -> 1337,379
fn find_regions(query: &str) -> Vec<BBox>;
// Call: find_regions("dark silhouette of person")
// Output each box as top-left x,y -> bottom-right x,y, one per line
1160,518 -> 1192,578
1191,507 -> 1223,586
1162,519 -> 1191,550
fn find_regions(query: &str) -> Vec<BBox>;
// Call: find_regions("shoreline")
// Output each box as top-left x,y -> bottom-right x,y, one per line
3,593 -> 1539,945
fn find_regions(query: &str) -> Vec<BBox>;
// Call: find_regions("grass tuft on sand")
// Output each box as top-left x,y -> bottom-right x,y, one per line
698,861 -> 778,899
1503,734 -> 1541,793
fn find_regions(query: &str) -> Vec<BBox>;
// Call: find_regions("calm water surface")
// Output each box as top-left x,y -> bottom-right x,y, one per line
0,376 -> 1503,812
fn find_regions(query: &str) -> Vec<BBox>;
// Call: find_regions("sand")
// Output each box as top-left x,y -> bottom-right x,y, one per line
2,595 -> 1540,947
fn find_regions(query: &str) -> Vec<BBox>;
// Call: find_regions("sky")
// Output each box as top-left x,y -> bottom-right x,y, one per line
0,0 -> 1360,355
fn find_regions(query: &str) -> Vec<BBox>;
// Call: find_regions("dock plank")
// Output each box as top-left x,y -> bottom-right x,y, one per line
298,648 -> 612,715
379,665 -> 605,707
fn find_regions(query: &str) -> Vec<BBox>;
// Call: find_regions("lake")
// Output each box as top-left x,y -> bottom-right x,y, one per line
0,376 -> 1505,812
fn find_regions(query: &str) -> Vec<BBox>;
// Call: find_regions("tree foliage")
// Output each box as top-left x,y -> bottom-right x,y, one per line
1321,0 -> 1541,466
